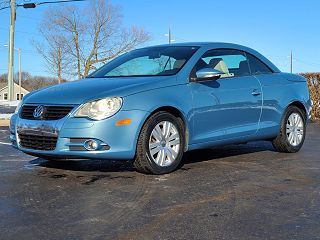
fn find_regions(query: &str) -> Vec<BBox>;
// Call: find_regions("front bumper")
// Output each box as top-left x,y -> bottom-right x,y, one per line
10,109 -> 149,160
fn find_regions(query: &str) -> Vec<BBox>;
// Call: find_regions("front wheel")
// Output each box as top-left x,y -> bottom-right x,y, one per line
134,111 -> 185,174
272,106 -> 306,153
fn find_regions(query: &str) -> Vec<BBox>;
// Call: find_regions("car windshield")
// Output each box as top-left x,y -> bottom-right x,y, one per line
89,46 -> 199,78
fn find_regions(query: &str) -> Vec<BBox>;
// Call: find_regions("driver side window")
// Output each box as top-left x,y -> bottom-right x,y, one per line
191,49 -> 250,79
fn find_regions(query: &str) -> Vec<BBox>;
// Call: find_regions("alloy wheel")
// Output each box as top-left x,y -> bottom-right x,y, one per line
148,121 -> 180,167
286,112 -> 304,147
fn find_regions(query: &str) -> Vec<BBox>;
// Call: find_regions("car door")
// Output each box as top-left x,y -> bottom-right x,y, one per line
189,49 -> 263,144
245,52 -> 282,133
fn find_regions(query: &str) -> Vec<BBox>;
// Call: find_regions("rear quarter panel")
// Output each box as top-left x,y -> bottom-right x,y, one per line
255,72 -> 311,138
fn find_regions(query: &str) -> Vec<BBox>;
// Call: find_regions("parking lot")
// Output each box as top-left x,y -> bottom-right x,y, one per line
0,123 -> 320,240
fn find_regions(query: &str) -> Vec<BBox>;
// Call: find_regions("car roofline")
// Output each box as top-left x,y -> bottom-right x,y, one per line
137,42 -> 281,73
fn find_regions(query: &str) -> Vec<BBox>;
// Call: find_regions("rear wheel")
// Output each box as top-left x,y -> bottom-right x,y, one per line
272,106 -> 306,153
134,111 -> 185,174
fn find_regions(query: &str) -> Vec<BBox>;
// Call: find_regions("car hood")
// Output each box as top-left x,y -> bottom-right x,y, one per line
23,76 -> 176,105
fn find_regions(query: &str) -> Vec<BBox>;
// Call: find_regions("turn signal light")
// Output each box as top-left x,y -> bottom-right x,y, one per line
115,119 -> 132,126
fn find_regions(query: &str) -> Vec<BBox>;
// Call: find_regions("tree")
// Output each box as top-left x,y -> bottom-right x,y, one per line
36,0 -> 150,80
0,72 -> 64,91
33,32 -> 69,84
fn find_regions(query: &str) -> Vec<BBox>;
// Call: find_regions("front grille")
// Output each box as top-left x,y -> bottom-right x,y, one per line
21,105 -> 74,120
19,133 -> 57,151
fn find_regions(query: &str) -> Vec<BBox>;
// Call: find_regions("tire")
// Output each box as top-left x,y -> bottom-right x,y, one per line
134,111 -> 185,174
272,105 -> 306,153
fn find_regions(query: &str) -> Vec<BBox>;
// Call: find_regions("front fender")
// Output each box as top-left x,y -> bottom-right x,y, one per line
122,84 -> 193,139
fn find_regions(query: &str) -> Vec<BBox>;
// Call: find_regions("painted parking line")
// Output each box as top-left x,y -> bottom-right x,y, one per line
0,141 -> 11,145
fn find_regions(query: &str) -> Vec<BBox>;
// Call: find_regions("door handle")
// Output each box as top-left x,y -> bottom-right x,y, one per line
251,89 -> 261,96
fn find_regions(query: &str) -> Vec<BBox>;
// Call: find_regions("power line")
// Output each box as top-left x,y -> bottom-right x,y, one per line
0,50 -> 41,56
0,0 -> 10,10
3,0 -> 86,100
15,14 -> 42,21
0,0 -> 86,10
294,59 -> 319,67
267,54 -> 319,68
0,27 -> 39,36
16,0 -> 86,8
31,0 -> 85,6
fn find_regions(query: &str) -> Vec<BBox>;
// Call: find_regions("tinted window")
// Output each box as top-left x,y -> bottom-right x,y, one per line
191,49 -> 250,79
246,53 -> 273,75
89,46 -> 199,78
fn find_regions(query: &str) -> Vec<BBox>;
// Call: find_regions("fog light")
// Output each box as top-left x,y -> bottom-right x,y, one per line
84,139 -> 99,151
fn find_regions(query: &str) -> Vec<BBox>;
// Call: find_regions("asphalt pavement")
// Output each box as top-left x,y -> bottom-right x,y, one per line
0,123 -> 320,240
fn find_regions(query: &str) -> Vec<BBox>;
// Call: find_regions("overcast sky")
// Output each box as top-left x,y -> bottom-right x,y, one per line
0,0 -> 319,79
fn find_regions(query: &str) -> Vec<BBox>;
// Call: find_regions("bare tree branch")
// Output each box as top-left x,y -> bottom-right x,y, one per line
36,0 -> 150,79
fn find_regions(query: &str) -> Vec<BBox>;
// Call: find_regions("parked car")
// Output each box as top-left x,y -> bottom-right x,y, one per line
10,42 -> 312,174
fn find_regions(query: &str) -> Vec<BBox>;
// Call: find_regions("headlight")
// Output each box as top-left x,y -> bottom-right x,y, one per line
74,97 -> 122,120
14,101 -> 23,114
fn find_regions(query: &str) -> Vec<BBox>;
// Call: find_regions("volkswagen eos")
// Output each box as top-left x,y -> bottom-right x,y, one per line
10,43 -> 312,174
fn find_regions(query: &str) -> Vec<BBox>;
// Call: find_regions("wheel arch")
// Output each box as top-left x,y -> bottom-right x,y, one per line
272,100 -> 307,153
141,106 -> 189,152
287,100 -> 307,119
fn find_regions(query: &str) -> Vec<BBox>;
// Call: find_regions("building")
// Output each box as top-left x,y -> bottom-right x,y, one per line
0,83 -> 30,100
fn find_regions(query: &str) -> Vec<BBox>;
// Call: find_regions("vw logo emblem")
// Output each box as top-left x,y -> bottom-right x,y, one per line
33,105 -> 45,119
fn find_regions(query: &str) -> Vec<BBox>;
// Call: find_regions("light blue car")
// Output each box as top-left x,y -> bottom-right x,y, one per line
10,42 -> 312,174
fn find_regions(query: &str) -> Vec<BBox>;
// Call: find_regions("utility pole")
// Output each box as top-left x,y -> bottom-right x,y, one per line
7,0 -> 16,101
18,48 -> 21,100
290,50 -> 293,73
4,45 -> 22,100
2,0 -> 85,101
165,27 -> 174,44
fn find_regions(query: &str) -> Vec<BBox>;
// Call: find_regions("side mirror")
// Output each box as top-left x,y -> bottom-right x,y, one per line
194,68 -> 224,81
